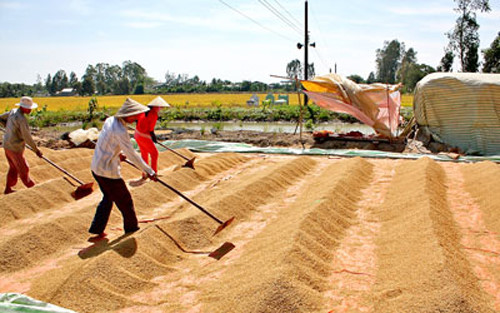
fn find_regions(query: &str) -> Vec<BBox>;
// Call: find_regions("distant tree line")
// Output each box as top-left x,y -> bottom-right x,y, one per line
0,60 -> 294,98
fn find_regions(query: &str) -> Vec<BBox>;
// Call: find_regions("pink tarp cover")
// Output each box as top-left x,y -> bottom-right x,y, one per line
301,74 -> 401,137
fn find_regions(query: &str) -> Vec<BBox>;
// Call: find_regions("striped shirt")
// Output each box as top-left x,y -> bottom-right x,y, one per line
0,108 -> 41,154
91,116 -> 155,179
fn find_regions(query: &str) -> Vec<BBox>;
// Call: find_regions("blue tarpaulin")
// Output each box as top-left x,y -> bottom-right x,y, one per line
146,139 -> 500,163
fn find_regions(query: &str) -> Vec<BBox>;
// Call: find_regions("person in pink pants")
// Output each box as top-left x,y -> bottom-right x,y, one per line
130,96 -> 170,187
0,96 -> 43,194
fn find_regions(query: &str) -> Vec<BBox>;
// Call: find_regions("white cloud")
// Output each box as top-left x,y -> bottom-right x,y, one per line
0,1 -> 25,9
125,21 -> 164,29
44,19 -> 77,26
388,6 -> 452,16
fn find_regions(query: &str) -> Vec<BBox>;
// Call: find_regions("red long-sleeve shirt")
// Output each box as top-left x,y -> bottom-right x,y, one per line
135,110 -> 158,134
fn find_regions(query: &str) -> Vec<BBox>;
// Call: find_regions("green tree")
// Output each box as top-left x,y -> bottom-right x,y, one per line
44,74 -> 51,94
142,76 -> 157,92
447,0 -> 490,72
134,84 -> 144,95
114,77 -> 131,95
34,74 -> 44,94
376,39 -> 405,83
82,65 -> 97,95
104,64 -> 122,93
396,47 -> 436,92
81,75 -> 95,96
0,83 -> 35,98
95,63 -> 109,95
240,80 -> 251,92
366,72 -> 376,83
347,74 -> 365,83
69,72 -> 79,87
51,70 -> 69,94
122,60 -> 146,91
403,63 -> 436,92
72,81 -> 82,95
84,65 -> 97,81
164,71 -> 177,87
437,49 -> 455,72
87,97 -> 98,122
307,62 -> 315,80
286,59 -> 302,79
397,47 -> 417,83
482,31 -> 500,73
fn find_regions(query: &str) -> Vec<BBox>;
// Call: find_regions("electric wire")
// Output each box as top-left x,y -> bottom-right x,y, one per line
218,0 -> 295,42
313,47 -> 331,72
259,0 -> 301,33
309,3 -> 335,73
257,0 -> 302,36
272,0 -> 303,28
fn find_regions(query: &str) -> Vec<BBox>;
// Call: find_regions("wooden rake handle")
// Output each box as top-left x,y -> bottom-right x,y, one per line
0,126 -> 84,185
123,159 -> 223,225
26,144 -> 85,185
125,124 -> 192,162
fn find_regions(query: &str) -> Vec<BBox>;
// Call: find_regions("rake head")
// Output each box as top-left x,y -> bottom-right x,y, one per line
209,242 -> 236,260
182,157 -> 196,169
71,182 -> 94,200
213,216 -> 235,236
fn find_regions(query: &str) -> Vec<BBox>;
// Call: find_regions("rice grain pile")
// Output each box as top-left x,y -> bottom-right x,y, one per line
0,147 -> 498,313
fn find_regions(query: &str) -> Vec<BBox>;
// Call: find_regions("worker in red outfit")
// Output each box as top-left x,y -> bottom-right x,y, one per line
130,96 -> 170,187
89,98 -> 157,241
0,96 -> 43,194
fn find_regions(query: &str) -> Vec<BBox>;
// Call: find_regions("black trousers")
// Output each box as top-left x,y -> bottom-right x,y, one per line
89,172 -> 139,234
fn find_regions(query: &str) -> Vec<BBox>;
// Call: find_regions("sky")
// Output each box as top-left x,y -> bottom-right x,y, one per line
0,0 -> 499,85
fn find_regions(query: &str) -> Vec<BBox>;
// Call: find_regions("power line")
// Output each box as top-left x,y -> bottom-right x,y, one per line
309,3 -> 334,72
218,0 -> 295,42
313,47 -> 331,72
272,0 -> 303,29
258,0 -> 303,36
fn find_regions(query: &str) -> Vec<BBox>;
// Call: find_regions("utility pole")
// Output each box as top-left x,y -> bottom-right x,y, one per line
304,0 -> 309,105
297,1 -> 314,105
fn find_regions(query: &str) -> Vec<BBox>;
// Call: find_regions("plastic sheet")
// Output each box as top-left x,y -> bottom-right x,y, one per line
68,128 -> 99,146
157,139 -> 500,163
0,293 -> 77,313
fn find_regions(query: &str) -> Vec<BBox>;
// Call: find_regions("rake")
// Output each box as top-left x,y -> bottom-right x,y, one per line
124,159 -> 234,236
27,145 -> 94,200
125,124 -> 196,169
155,225 -> 235,260
0,127 -> 93,200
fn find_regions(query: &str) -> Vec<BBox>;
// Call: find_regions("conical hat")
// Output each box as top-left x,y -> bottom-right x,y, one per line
115,98 -> 149,117
147,96 -> 170,107
16,96 -> 38,109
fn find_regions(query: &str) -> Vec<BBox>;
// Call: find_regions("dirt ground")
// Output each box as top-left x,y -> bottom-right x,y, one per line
0,144 -> 499,312
34,127 -> 409,153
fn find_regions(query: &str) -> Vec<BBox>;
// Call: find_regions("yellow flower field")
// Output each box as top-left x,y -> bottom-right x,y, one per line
401,94 -> 413,107
0,94 -> 296,112
0,93 -> 414,112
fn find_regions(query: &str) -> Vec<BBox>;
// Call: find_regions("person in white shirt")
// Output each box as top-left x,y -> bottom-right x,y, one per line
89,98 -> 157,241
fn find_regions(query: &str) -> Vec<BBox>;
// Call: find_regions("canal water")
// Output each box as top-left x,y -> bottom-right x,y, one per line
165,121 -> 375,135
